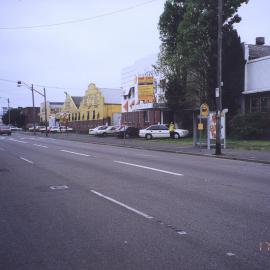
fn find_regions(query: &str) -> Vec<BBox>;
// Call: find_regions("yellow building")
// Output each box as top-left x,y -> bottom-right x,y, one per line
61,83 -> 122,132
79,83 -> 121,123
61,93 -> 82,122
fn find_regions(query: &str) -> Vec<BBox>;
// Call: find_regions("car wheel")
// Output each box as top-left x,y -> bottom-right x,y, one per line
174,132 -> 180,139
145,134 -> 152,140
103,132 -> 107,137
124,133 -> 129,139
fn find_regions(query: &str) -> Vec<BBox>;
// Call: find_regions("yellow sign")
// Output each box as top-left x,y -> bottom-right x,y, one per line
198,123 -> 204,130
200,103 -> 209,117
138,76 -> 154,102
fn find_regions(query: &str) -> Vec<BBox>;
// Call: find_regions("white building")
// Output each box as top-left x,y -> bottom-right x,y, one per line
242,37 -> 270,113
121,54 -> 171,127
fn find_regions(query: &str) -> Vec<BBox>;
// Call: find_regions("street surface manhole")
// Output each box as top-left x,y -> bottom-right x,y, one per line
49,185 -> 69,190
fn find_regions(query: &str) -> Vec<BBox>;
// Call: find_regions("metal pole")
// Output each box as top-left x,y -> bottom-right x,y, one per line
8,98 -> 10,126
31,84 -> 36,135
44,88 -> 48,137
215,0 -> 222,155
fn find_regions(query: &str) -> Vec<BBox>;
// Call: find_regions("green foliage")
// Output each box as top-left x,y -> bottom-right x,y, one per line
2,108 -> 25,127
230,113 -> 270,139
157,0 -> 248,119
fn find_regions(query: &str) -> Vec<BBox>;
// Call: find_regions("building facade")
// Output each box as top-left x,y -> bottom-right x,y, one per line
121,54 -> 171,128
61,83 -> 122,132
40,101 -> 64,123
242,37 -> 270,113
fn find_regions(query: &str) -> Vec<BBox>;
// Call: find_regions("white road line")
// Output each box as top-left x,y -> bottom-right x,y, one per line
60,149 -> 90,157
8,139 -> 28,144
33,144 -> 48,148
132,153 -> 155,157
91,190 -> 153,219
114,161 -> 183,176
19,157 -> 34,164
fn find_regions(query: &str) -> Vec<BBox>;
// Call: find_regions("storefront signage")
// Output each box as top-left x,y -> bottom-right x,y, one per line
138,76 -> 155,102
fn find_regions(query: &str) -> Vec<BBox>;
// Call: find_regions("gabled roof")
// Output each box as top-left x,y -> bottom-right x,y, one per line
248,44 -> 270,60
99,88 -> 122,104
71,96 -> 83,108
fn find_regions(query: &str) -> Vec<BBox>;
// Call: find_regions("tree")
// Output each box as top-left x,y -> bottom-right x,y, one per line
2,108 -> 25,127
157,0 -> 248,126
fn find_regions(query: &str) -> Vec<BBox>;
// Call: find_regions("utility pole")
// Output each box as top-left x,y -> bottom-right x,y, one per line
31,84 -> 36,135
44,88 -> 48,137
215,0 -> 223,155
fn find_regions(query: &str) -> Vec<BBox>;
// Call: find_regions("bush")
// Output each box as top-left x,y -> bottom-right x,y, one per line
229,113 -> 270,139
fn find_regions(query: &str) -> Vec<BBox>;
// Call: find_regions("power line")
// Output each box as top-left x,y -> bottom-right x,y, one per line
0,78 -> 68,90
0,0 -> 159,30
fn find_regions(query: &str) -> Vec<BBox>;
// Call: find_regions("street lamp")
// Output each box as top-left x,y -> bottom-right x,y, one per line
17,81 -> 48,137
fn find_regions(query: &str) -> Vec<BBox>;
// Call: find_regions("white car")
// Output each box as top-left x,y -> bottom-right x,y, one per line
89,125 -> 107,136
139,124 -> 189,139
50,126 -> 61,133
95,126 -> 120,136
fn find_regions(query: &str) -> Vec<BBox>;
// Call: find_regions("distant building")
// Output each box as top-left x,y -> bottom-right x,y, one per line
22,107 -> 40,128
242,37 -> 270,113
121,54 -> 171,128
61,83 -> 122,132
40,101 -> 64,123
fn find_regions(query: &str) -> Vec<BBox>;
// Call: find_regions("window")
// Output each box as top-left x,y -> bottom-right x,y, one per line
97,112 -> 100,119
93,110 -> 96,120
143,111 -> 149,122
68,114 -> 71,121
78,113 -> 81,121
250,97 -> 259,113
87,112 -> 90,120
261,97 -> 268,113
82,113 -> 84,120
72,114 -> 74,121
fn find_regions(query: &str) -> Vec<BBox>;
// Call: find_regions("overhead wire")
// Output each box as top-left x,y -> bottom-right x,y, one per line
0,0 -> 159,30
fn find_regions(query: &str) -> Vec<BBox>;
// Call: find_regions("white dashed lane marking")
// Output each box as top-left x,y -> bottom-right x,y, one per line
114,161 -> 183,176
19,157 -> 34,164
91,190 -> 153,219
33,144 -> 48,148
8,139 -> 28,144
60,149 -> 90,157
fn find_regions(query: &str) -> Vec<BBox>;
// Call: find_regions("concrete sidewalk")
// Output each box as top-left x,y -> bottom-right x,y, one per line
22,132 -> 270,164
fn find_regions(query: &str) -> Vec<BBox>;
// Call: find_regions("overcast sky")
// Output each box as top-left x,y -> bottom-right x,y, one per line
0,0 -> 269,108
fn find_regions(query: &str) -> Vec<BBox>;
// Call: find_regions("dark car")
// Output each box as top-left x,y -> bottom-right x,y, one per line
0,125 -> 11,135
117,126 -> 139,138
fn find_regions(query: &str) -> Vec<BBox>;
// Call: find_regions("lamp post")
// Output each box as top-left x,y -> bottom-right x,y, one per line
17,81 -> 48,137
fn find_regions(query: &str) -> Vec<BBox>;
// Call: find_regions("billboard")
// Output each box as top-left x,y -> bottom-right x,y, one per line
209,113 -> 225,140
138,76 -> 155,102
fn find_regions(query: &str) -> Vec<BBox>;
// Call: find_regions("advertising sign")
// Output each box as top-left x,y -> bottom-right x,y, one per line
138,76 -> 155,102
209,113 -> 225,140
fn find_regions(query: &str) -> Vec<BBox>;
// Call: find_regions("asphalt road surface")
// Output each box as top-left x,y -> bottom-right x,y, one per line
0,133 -> 269,270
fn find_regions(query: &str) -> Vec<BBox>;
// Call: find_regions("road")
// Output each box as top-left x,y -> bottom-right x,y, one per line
0,133 -> 269,270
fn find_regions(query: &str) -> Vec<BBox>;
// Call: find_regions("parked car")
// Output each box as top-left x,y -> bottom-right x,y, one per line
96,125 -> 122,137
117,126 -> 139,138
50,126 -> 61,133
10,126 -> 22,131
0,125 -> 11,135
139,124 -> 189,139
89,126 -> 107,136
29,125 -> 44,132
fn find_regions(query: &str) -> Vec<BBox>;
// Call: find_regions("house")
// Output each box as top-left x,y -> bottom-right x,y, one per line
242,37 -> 270,113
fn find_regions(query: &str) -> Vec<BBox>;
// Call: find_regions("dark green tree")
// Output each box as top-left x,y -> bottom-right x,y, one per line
157,0 -> 248,126
2,108 -> 25,127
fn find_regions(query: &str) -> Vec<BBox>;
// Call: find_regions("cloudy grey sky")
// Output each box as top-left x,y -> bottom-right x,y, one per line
0,0 -> 269,108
